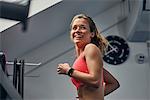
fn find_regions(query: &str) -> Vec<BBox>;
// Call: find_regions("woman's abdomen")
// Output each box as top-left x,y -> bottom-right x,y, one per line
78,85 -> 104,100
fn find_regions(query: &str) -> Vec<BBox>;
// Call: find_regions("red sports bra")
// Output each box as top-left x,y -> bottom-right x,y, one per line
71,54 -> 89,89
71,54 -> 104,90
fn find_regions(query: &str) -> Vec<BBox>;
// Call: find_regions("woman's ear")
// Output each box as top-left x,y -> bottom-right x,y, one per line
91,32 -> 95,38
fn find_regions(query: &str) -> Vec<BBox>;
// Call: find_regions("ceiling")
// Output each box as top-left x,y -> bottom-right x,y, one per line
0,0 -> 62,32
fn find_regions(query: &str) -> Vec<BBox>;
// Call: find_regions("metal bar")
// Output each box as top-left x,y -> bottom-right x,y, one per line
19,60 -> 24,98
6,61 -> 41,66
18,60 -> 21,96
8,74 -> 40,77
13,59 -> 18,88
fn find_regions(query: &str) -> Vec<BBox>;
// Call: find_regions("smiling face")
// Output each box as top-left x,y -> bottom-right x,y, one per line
70,18 -> 94,47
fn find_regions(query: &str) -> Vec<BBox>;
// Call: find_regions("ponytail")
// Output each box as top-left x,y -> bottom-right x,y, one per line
91,28 -> 108,55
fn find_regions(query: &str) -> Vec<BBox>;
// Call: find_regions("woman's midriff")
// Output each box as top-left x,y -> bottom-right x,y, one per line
77,84 -> 104,100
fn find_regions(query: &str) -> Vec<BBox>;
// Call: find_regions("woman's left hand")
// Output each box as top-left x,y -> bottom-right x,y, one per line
57,63 -> 71,75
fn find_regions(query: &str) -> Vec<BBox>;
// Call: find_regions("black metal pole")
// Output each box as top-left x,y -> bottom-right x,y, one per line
18,60 -> 21,96
13,58 -> 18,88
18,60 -> 24,98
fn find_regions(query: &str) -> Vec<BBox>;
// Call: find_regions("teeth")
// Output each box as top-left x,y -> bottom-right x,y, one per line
75,36 -> 82,38
74,35 -> 83,38
76,36 -> 82,38
73,33 -> 83,39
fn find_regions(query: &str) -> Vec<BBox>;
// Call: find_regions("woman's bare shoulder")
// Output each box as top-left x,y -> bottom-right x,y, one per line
84,43 -> 101,57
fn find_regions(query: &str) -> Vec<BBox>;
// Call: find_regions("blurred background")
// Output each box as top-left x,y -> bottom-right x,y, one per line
0,0 -> 150,100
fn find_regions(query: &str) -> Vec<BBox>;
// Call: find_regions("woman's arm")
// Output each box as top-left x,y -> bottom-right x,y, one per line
103,68 -> 120,96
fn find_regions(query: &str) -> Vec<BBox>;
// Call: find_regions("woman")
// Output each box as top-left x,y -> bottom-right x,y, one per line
57,14 -> 120,100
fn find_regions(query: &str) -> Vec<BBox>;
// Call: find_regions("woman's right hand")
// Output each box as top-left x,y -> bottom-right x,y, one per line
57,63 -> 71,75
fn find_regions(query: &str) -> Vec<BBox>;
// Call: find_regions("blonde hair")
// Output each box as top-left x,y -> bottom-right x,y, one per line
70,14 -> 108,54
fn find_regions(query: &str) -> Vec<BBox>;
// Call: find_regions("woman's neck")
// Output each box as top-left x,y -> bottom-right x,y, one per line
75,46 -> 84,57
